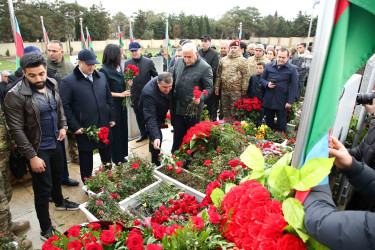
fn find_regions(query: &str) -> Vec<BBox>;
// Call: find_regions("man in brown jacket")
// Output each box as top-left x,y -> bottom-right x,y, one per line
247,44 -> 270,76
215,41 -> 250,120
4,52 -> 79,241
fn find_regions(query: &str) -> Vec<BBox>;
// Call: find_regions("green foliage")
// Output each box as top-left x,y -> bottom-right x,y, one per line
211,188 -> 225,206
5,49 -> 9,57
160,212 -> 234,249
282,198 -> 309,242
0,234 -> 26,250
344,115 -> 369,148
240,144 -> 264,170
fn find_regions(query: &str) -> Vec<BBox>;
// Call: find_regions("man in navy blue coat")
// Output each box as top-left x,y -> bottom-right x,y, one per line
60,49 -> 116,183
260,48 -> 298,132
139,72 -> 173,165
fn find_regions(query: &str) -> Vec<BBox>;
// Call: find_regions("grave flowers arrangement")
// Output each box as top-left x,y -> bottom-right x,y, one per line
185,86 -> 207,118
234,97 -> 263,123
207,144 -> 334,249
82,125 -> 109,144
123,64 -> 140,108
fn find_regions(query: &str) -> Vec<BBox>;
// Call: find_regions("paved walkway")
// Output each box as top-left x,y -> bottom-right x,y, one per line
10,127 -> 174,249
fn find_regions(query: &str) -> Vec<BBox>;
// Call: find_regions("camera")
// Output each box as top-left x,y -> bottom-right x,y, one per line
270,79 -> 276,84
356,93 -> 375,105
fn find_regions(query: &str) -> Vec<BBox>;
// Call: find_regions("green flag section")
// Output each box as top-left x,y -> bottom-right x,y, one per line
305,0 -> 375,155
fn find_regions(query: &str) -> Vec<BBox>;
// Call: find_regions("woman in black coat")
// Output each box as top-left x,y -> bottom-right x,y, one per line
99,44 -> 129,165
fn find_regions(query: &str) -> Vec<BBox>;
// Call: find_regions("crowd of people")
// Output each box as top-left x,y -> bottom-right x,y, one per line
3,33 -> 375,249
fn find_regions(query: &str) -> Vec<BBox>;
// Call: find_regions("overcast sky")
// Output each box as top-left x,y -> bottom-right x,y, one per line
67,0 -> 321,21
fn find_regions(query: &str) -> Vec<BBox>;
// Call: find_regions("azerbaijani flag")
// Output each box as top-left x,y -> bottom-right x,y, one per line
42,23 -> 49,51
238,28 -> 242,43
119,26 -> 125,58
86,28 -> 94,52
129,22 -> 134,43
10,17 -> 24,69
81,29 -> 87,50
165,20 -> 171,67
295,0 -> 375,203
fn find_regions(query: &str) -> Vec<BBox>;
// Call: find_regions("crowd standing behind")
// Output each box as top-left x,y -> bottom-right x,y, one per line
0,38 -> 315,246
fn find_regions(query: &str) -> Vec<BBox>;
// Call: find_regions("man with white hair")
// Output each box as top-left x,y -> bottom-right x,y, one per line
220,41 -> 229,59
171,42 -> 213,153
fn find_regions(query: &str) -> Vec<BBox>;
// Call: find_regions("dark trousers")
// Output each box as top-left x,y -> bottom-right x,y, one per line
111,101 -> 128,164
205,94 -> 213,119
264,107 -> 287,133
296,81 -> 305,102
211,93 -> 220,121
149,129 -> 162,166
171,114 -> 200,153
133,98 -> 147,137
31,142 -> 64,232
60,139 -> 70,182
79,146 -> 111,183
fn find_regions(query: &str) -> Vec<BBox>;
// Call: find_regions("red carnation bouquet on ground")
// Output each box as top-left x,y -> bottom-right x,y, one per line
123,64 -> 140,109
234,97 -> 263,123
185,86 -> 207,118
82,125 -> 109,144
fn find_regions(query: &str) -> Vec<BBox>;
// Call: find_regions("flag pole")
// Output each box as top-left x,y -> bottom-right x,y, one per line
239,22 -> 242,42
291,0 -> 337,169
79,17 -> 86,49
166,19 -> 169,68
40,16 -> 47,52
8,0 -> 16,45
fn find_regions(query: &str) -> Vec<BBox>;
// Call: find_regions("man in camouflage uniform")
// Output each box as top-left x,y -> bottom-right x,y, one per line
0,114 -> 32,248
247,44 -> 270,76
214,40 -> 250,120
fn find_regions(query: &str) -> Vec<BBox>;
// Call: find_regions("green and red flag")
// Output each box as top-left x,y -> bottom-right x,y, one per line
118,26 -> 125,58
295,0 -> 375,202
86,27 -> 94,52
10,16 -> 24,69
165,20 -> 171,67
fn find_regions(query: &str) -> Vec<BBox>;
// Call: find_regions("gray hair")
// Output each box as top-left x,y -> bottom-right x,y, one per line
49,40 -> 63,50
182,42 -> 197,53
220,41 -> 229,48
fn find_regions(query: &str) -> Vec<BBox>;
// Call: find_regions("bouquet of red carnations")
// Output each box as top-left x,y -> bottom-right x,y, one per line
82,125 -> 109,144
234,97 -> 263,123
185,86 -> 207,118
123,64 -> 140,109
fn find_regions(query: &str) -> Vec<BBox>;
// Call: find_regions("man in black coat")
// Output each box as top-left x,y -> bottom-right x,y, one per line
304,136 -> 375,250
124,41 -> 158,142
139,72 -> 173,165
60,49 -> 116,183
198,34 -> 219,120
260,48 -> 298,132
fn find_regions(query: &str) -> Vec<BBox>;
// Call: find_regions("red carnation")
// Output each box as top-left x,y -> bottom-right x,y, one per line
67,239 -> 83,250
85,242 -> 103,250
228,159 -> 239,167
126,231 -> 144,250
276,234 -> 306,250
203,89 -> 207,95
111,193 -> 118,199
146,244 -> 163,250
67,225 -> 81,238
131,163 -> 139,168
167,165 -> 174,171
186,150 -> 192,154
176,161 -> 183,167
87,223 -> 101,231
176,168 -> 182,174
204,160 -> 211,166
100,230 -> 116,245
191,216 -> 205,230
109,223 -> 122,234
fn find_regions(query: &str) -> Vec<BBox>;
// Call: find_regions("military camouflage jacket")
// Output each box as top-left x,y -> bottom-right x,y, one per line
247,55 -> 270,76
215,51 -> 250,92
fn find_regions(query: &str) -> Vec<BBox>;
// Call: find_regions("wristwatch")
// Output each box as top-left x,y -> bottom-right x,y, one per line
62,126 -> 69,130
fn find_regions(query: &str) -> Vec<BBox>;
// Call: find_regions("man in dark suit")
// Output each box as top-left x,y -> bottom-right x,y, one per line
60,49 -> 115,183
139,72 -> 173,165
260,48 -> 298,132
124,41 -> 158,142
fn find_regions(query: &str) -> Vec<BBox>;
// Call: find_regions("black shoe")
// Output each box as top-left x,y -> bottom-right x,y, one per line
136,134 -> 148,142
48,197 -> 54,203
40,226 -> 60,241
55,198 -> 79,211
61,178 -> 80,186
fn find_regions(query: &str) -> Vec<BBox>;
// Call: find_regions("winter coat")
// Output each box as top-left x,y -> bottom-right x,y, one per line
215,50 -> 250,92
198,48 -> 219,82
247,55 -> 270,76
47,57 -> 75,79
304,158 -> 375,250
247,73 -> 264,101
260,60 -> 299,110
290,53 -> 310,82
139,77 -> 171,140
124,56 -> 158,101
60,66 -> 115,151
172,57 -> 213,116
4,77 -> 66,159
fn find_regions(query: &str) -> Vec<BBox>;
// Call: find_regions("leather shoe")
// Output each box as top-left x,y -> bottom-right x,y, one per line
136,134 -> 148,143
61,178 -> 80,186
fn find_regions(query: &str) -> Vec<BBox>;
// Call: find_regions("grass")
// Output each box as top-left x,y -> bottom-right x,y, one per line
0,48 -> 167,73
